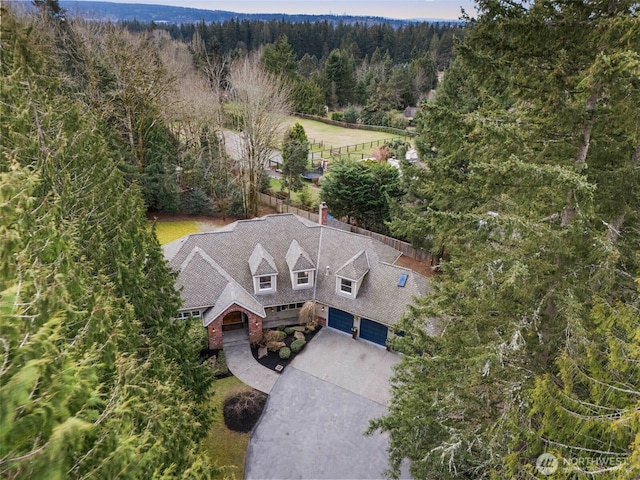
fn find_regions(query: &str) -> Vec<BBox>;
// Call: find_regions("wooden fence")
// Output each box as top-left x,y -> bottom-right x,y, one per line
308,137 -> 404,161
259,193 -> 432,263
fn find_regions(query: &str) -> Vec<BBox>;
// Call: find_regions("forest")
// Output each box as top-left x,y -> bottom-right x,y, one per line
139,17 -> 462,71
1,4 -> 462,222
127,16 -> 461,122
2,0 -> 640,479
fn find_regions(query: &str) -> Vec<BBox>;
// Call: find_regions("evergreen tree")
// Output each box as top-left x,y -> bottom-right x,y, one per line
298,53 -> 320,78
322,49 -> 355,108
524,296 -> 640,479
410,53 -> 438,100
1,8 -> 215,478
281,122 -> 310,197
321,160 -> 403,234
370,1 -> 640,478
292,78 -> 326,115
261,35 -> 298,80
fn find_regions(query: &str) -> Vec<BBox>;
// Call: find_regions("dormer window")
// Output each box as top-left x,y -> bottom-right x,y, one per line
259,275 -> 273,290
339,278 -> 353,294
291,269 -> 314,290
249,244 -> 278,295
335,250 -> 369,299
286,240 -> 316,290
297,271 -> 310,286
254,274 -> 276,294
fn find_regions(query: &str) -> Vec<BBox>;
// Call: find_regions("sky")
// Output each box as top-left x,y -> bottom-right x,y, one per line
87,0 -> 477,20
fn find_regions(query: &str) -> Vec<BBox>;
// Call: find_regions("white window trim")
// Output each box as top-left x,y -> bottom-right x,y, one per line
336,276 -> 357,298
176,309 -> 202,319
254,274 -> 277,294
292,269 -> 315,290
259,276 -> 272,290
297,271 -> 310,285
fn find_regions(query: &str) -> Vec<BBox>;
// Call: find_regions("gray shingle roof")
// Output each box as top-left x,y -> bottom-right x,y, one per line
175,248 -> 229,310
285,239 -> 315,272
335,250 -> 369,281
206,282 -> 265,326
249,243 -> 278,276
167,214 -> 429,328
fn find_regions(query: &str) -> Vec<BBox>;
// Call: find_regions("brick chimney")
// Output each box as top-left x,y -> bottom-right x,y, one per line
319,202 -> 328,226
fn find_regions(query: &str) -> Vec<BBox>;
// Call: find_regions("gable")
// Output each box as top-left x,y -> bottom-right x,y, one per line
204,282 -> 266,326
335,250 -> 370,281
176,248 -> 229,310
249,243 -> 278,276
285,239 -> 315,272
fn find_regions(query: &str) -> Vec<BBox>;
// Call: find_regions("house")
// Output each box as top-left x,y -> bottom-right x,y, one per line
163,204 -> 429,349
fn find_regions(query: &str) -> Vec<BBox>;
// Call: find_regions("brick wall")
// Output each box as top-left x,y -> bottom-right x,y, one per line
207,317 -> 224,349
207,304 -> 264,349
246,311 -> 262,344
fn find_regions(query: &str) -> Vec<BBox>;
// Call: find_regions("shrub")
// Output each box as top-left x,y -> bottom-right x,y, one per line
259,170 -> 271,193
290,338 -> 306,353
284,327 -> 295,335
223,390 -> 267,432
180,187 -> 213,215
263,329 -> 286,342
227,188 -> 245,217
343,105 -> 358,124
210,350 -> 229,377
266,340 -> 286,352
330,112 -> 343,121
297,186 -> 313,209
279,347 -> 291,359
390,113 -> 409,130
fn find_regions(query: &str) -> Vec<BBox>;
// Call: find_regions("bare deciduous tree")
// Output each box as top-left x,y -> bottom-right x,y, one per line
227,53 -> 291,217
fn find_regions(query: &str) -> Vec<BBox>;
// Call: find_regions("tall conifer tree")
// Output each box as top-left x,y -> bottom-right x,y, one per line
1,7 -> 215,478
372,1 -> 640,478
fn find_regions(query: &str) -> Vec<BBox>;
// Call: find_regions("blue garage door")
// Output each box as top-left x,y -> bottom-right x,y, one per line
328,308 -> 354,334
359,318 -> 388,346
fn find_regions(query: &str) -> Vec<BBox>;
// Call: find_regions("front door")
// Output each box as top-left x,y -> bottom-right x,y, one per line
222,311 -> 245,331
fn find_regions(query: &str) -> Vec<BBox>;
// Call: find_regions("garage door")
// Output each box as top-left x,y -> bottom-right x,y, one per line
328,308 -> 354,334
359,318 -> 388,346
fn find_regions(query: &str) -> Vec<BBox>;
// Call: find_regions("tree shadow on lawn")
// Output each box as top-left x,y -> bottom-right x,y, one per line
251,325 -> 322,372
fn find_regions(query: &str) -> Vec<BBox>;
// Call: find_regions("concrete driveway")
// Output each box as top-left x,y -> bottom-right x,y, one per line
244,328 -> 411,479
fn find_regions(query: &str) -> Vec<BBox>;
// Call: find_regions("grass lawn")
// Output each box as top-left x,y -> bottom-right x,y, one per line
269,178 -> 321,207
283,116 -> 407,157
150,221 -> 200,245
201,376 -> 255,479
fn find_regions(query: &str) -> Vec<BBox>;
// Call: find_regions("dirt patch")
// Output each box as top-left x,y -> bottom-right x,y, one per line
147,211 -> 237,226
395,254 -> 437,278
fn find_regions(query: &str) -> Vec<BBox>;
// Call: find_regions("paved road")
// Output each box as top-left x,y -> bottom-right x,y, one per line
244,329 -> 411,479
